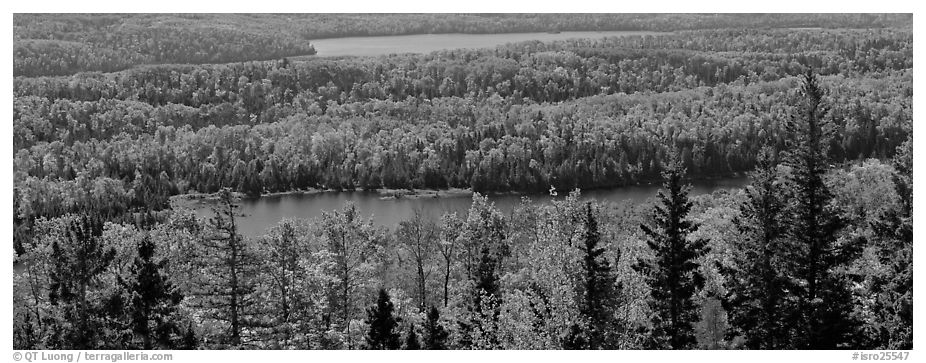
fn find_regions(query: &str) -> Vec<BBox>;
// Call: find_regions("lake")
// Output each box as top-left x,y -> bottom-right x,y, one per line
303,30 -> 663,58
199,178 -> 749,237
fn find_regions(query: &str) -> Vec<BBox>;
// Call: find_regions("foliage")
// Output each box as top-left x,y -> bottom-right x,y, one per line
633,152 -> 710,349
365,289 -> 401,350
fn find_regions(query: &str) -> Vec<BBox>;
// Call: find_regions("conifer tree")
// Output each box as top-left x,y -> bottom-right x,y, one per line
197,188 -> 260,347
633,152 -> 709,349
782,70 -> 858,349
718,147 -> 792,349
47,215 -> 116,349
404,323 -> 421,350
576,202 -> 622,349
181,323 -> 199,350
423,306 -> 449,350
126,234 -> 185,349
365,289 -> 401,350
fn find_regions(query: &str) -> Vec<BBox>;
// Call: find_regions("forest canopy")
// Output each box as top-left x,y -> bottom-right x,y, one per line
12,14 -> 913,351
13,13 -> 911,76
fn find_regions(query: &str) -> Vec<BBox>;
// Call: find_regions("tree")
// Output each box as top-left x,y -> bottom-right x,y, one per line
404,324 -> 421,350
196,188 -> 261,347
180,323 -> 199,350
46,215 -> 116,349
365,289 -> 401,350
319,203 -> 382,349
867,137 -> 912,349
782,70 -> 858,349
124,234 -> 186,349
458,194 -> 508,348
718,146 -> 792,349
397,210 -> 437,312
256,219 -> 332,349
422,306 -> 449,350
437,213 -> 463,308
574,202 -> 623,349
633,152 -> 710,349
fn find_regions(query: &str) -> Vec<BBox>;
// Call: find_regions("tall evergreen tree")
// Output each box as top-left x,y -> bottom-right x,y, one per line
575,202 -> 623,349
365,288 -> 401,350
47,215 -> 116,349
180,323 -> 199,350
423,306 -> 449,350
718,147 -> 792,349
868,137 -> 912,349
633,152 -> 710,349
404,323 -> 421,350
197,188 -> 260,347
782,70 -> 858,349
125,234 -> 185,349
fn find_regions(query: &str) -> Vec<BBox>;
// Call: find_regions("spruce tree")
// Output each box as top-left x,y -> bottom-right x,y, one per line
181,323 -> 199,350
365,288 -> 401,350
126,234 -> 185,349
576,202 -> 622,349
782,70 -> 858,349
423,306 -> 449,350
404,324 -> 421,350
47,215 -> 116,349
718,147 -> 792,349
633,152 -> 709,349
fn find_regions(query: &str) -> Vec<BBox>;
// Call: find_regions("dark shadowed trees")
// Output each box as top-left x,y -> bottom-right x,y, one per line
423,306 -> 449,350
365,288 -> 401,350
718,147 -> 792,349
633,152 -> 710,349
782,70 -> 859,349
574,202 -> 624,349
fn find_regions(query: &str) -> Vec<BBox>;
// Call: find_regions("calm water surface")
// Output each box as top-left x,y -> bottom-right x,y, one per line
203,178 -> 748,237
304,31 -> 662,57
200,29 -> 737,236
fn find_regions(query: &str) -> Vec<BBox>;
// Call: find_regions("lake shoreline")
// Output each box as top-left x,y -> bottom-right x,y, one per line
298,30 -> 666,58
170,171 -> 749,210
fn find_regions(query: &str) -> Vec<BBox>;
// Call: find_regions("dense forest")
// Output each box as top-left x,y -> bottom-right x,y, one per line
14,13 -> 911,76
12,14 -> 912,350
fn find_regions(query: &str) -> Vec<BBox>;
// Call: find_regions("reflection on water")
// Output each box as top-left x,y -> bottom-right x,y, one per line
197,177 -> 748,237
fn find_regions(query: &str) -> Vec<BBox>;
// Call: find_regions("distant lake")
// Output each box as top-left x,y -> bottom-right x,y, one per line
302,30 -> 663,57
196,177 -> 748,237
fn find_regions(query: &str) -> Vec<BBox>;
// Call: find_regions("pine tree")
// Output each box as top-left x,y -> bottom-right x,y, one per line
181,323 -> 199,350
47,215 -> 116,349
404,324 -> 421,350
423,306 -> 449,350
633,152 -> 709,349
782,70 -> 858,349
365,288 -> 401,350
197,188 -> 260,347
576,202 -> 622,349
718,147 -> 792,349
126,234 -> 185,349
868,137 -> 912,349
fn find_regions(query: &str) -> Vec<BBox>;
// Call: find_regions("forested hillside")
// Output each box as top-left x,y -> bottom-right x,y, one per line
14,13 -> 910,76
12,14 -> 913,351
